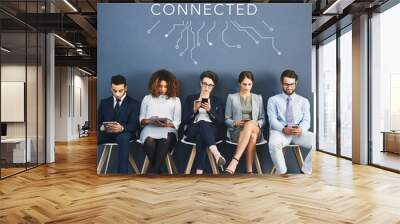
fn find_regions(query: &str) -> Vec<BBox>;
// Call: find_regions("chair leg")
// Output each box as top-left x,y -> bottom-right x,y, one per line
270,166 -> 276,175
97,145 -> 108,174
165,154 -> 173,175
185,146 -> 196,174
255,152 -> 263,174
207,150 -> 218,175
270,147 -> 287,175
293,146 -> 304,171
141,156 -> 150,174
128,152 -> 140,174
168,153 -> 178,174
104,145 -> 113,174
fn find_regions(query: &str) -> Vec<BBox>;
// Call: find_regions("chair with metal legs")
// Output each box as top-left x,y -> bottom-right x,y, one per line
225,131 -> 267,174
270,144 -> 304,174
181,136 -> 223,175
97,141 -> 140,175
137,139 -> 178,175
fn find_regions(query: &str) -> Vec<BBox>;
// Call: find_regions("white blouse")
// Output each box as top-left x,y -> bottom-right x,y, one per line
139,94 -> 181,142
194,108 -> 212,123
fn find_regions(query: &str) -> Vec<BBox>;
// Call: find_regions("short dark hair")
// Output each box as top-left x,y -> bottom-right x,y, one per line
148,69 -> 179,98
280,70 -> 298,83
111,74 -> 126,86
238,71 -> 255,83
200,70 -> 218,85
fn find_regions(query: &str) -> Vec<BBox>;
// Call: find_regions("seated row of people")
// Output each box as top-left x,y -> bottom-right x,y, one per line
97,69 -> 313,175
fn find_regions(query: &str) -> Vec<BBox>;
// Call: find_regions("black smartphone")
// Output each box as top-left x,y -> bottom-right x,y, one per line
201,98 -> 208,104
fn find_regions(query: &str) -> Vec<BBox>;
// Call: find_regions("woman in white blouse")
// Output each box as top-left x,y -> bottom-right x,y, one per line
139,69 -> 181,174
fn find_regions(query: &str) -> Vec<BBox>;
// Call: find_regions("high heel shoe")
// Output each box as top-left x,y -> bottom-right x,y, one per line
223,157 -> 239,175
216,155 -> 226,171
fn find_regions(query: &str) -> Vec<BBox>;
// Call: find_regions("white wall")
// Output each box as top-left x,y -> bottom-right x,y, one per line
54,66 -> 89,141
1,63 -> 46,163
1,65 -> 39,137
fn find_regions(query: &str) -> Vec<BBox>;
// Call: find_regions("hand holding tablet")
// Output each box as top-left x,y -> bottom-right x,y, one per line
149,116 -> 172,127
102,121 -> 122,133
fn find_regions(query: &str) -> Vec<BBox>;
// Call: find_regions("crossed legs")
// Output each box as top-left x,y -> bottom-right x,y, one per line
225,120 -> 260,174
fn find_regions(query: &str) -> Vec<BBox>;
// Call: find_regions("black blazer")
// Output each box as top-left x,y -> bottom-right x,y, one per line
181,94 -> 225,140
97,95 -> 140,134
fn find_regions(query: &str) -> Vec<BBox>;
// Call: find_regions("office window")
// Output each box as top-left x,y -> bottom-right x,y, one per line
371,3 -> 400,171
0,1 -> 47,179
317,35 -> 337,154
1,23 -> 28,178
339,27 -> 352,158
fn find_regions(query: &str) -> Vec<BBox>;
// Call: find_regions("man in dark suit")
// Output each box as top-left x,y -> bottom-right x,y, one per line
97,74 -> 140,173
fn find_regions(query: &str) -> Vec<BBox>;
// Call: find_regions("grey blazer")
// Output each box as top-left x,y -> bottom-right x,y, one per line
225,93 -> 266,130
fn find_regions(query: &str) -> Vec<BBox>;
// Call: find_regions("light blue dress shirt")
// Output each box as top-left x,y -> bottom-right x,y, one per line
267,92 -> 310,132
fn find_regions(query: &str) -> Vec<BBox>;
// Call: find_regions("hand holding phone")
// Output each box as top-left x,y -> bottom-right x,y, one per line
290,125 -> 302,136
234,120 -> 245,127
201,98 -> 211,112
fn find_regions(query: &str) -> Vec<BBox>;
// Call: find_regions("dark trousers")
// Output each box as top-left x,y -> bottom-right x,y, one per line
98,131 -> 132,174
143,133 -> 177,174
186,121 -> 218,170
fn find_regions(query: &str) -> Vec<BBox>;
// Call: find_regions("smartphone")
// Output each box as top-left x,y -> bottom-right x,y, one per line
201,98 -> 208,104
243,118 -> 251,122
292,125 -> 299,128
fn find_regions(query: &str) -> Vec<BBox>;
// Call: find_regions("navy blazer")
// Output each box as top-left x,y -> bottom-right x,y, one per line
181,94 -> 225,140
97,95 -> 140,135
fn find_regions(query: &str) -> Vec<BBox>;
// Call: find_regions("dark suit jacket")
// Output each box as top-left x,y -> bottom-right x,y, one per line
181,94 -> 225,140
97,95 -> 140,136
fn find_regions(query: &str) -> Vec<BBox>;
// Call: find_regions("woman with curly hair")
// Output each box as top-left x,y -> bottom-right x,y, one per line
139,69 -> 181,174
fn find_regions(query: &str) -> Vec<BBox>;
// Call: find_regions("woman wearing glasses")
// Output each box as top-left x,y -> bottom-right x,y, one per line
181,71 -> 225,174
224,71 -> 266,174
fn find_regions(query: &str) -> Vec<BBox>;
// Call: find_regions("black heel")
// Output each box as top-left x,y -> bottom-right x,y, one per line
223,157 -> 239,174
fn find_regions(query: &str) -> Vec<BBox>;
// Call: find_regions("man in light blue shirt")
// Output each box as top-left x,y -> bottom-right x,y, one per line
267,70 -> 313,175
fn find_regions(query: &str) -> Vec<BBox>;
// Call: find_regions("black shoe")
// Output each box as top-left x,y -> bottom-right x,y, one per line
223,168 -> 234,175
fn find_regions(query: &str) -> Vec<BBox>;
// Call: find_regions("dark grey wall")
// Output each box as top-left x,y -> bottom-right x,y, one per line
98,3 -> 312,173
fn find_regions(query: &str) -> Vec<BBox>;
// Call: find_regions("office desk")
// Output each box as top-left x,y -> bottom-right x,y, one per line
382,131 -> 400,154
1,138 -> 31,163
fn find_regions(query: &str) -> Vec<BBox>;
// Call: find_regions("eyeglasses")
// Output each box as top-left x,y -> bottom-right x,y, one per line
283,82 -> 296,87
201,82 -> 215,88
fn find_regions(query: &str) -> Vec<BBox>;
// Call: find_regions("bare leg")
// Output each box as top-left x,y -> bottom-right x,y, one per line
226,121 -> 260,173
245,133 -> 258,173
